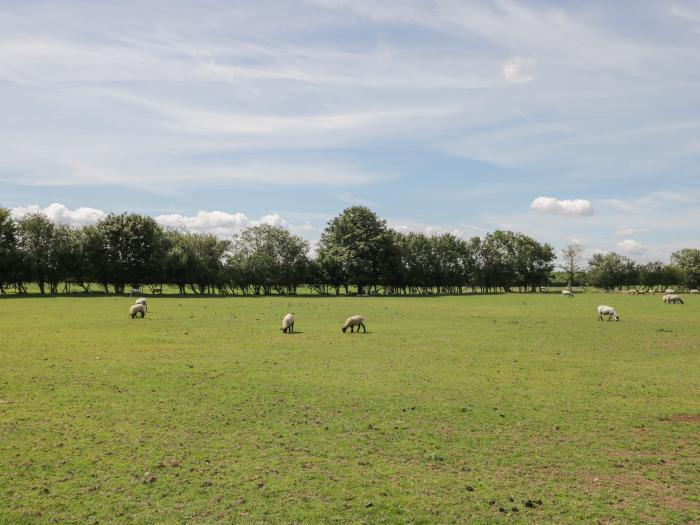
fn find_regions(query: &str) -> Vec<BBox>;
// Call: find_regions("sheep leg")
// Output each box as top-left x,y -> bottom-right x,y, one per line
290,323 -> 294,333
361,323 -> 366,333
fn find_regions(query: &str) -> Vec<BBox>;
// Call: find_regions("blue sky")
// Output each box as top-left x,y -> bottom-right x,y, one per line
1,0 -> 699,260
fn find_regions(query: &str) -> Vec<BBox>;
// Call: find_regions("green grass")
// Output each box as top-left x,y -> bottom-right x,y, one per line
1,294 -> 698,524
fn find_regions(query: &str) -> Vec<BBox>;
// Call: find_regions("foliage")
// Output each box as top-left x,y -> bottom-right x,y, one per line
0,205 -> 697,295
229,225 -> 308,295
317,206 -> 393,294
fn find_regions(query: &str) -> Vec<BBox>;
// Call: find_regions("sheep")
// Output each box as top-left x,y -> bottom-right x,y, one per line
281,313 -> 295,334
129,303 -> 146,319
690,289 -> 699,295
134,297 -> 147,312
664,294 -> 684,304
597,305 -> 620,321
342,315 -> 366,333
562,290 -> 574,298
664,289 -> 675,294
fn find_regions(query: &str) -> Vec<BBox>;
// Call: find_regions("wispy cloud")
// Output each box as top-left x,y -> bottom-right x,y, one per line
1,1 -> 699,261
502,56 -> 535,84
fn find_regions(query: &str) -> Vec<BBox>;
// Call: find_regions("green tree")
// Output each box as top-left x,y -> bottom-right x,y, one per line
91,214 -> 167,294
587,252 -> 631,290
229,225 -> 308,295
165,230 -> 230,295
670,249 -> 700,289
317,206 -> 394,295
15,213 -> 57,294
0,208 -> 21,294
513,233 -> 556,292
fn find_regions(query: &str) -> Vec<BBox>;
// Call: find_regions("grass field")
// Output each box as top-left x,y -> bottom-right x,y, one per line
1,293 -> 698,524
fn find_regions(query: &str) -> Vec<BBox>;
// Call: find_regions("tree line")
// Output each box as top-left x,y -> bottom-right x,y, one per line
1,205 -> 698,295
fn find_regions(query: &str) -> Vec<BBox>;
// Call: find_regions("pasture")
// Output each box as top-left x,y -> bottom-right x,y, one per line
0,293 -> 698,524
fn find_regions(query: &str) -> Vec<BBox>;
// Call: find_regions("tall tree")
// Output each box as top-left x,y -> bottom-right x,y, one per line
671,248 -> 700,289
229,225 -> 308,295
317,206 -> 394,294
91,213 -> 167,294
587,252 -> 632,290
560,242 -> 584,290
15,213 -> 56,294
0,208 -> 21,294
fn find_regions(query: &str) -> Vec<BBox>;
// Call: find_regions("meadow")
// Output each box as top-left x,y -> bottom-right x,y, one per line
0,293 -> 698,524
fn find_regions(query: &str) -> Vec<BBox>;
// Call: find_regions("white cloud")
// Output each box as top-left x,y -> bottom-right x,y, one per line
10,203 -> 106,226
155,210 -> 291,238
616,239 -> 646,255
530,196 -> 594,217
502,56 -> 535,84
7,204 -> 310,239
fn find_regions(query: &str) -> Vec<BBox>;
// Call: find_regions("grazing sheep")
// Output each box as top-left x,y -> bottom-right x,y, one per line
664,294 -> 684,304
664,289 -> 676,294
129,303 -> 146,319
134,297 -> 147,312
281,313 -> 295,334
562,290 -> 574,298
342,315 -> 366,333
690,289 -> 699,295
597,305 -> 620,321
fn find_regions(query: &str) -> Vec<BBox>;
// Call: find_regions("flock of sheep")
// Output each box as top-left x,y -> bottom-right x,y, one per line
127,288 -> 696,327
280,313 -> 366,333
562,288 -> 696,322
129,300 -> 367,333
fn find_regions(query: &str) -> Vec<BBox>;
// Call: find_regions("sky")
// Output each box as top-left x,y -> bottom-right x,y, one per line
1,0 -> 699,261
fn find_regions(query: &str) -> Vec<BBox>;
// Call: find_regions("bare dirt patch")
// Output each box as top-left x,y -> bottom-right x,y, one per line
660,414 -> 700,424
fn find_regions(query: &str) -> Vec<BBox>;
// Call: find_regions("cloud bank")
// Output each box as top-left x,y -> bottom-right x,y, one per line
8,204 -> 304,239
155,211 -> 289,238
10,203 -> 106,226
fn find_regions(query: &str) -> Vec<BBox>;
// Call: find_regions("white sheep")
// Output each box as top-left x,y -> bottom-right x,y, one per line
281,313 -> 295,334
134,297 -> 147,312
342,315 -> 366,333
129,303 -> 146,319
597,305 -> 620,321
562,290 -> 574,298
664,294 -> 684,304
664,289 -> 676,294
690,289 -> 699,295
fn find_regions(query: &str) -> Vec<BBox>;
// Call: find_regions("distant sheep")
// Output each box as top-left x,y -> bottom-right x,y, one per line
597,305 -> 620,321
281,313 -> 295,334
663,294 -> 684,304
342,315 -> 366,333
562,290 -> 574,298
690,289 -> 699,295
134,297 -> 147,312
129,304 -> 146,319
664,289 -> 675,294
